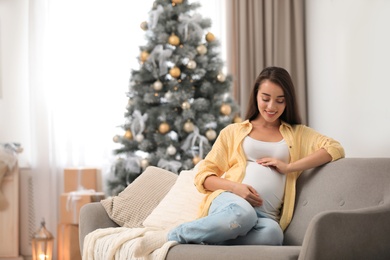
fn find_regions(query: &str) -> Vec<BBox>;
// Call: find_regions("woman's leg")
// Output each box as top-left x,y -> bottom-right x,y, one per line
222,214 -> 284,245
168,192 -> 257,244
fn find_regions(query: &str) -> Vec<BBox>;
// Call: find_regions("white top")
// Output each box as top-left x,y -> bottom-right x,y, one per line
241,136 -> 290,220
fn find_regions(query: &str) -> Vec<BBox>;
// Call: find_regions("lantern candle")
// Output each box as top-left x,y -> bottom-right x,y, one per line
32,219 -> 54,260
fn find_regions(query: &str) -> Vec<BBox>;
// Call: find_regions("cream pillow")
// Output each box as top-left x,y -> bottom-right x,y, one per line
101,166 -> 178,228
142,167 -> 206,229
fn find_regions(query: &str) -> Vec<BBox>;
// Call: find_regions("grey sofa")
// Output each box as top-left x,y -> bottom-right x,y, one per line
79,158 -> 390,259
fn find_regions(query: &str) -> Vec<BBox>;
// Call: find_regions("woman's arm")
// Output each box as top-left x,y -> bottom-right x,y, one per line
203,175 -> 263,207
257,148 -> 332,175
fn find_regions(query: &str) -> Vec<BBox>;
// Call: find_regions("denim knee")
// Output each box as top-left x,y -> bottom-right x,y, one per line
260,221 -> 284,245
225,202 -> 257,233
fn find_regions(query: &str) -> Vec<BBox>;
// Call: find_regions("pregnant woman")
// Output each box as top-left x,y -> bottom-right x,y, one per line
134,66 -> 345,256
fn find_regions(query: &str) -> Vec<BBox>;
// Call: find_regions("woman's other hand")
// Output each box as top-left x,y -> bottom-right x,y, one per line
232,183 -> 263,207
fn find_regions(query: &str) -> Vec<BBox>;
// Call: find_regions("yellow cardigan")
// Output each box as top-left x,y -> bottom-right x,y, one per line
194,120 -> 345,231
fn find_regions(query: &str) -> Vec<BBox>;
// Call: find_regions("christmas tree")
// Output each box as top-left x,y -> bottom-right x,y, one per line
108,0 -> 241,196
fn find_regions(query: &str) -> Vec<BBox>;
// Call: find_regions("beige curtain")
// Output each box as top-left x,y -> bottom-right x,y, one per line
225,0 -> 307,124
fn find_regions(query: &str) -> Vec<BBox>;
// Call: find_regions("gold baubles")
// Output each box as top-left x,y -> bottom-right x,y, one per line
169,66 -> 181,78
186,60 -> 197,69
140,21 -> 148,31
172,0 -> 183,4
205,129 -> 217,141
205,32 -> 215,42
141,159 -> 149,169
183,121 -> 195,133
217,72 -> 226,82
113,135 -> 120,143
220,104 -> 232,115
181,101 -> 191,110
158,122 -> 170,134
153,80 -> 163,91
140,51 -> 149,62
124,130 -> 133,139
192,156 -> 201,165
168,33 -> 180,46
196,44 -> 207,55
233,115 -> 243,123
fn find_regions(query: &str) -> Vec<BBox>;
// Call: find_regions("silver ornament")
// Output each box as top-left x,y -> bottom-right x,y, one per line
167,144 -> 177,155
217,72 -> 226,82
153,80 -> 163,91
135,134 -> 144,142
187,60 -> 197,69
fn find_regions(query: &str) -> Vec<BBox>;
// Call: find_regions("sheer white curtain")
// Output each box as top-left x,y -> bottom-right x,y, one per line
45,0 -> 154,170
29,0 -> 153,249
28,0 -> 226,245
42,0 -> 226,187
44,0 -> 225,170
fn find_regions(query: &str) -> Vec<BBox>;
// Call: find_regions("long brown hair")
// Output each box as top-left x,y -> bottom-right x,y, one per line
245,67 -> 302,125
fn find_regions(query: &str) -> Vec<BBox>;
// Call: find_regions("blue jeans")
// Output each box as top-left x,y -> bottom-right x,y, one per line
167,192 -> 284,245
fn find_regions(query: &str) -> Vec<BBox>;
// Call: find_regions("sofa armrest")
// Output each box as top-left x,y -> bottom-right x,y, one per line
79,202 -> 119,254
299,203 -> 390,260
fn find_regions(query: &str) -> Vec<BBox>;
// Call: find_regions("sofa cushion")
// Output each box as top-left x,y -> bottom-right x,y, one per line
100,166 -> 177,228
143,168 -> 206,229
166,244 -> 301,260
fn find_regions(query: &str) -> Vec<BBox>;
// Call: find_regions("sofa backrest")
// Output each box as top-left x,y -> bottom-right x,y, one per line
283,158 -> 390,245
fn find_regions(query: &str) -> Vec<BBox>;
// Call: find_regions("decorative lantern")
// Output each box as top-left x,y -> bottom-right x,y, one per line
32,219 -> 54,260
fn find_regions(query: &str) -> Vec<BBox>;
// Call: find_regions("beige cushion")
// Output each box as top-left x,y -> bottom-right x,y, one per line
142,168 -> 206,229
100,166 -> 177,228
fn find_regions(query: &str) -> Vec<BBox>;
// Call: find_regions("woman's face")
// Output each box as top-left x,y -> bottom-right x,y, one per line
256,80 -> 286,124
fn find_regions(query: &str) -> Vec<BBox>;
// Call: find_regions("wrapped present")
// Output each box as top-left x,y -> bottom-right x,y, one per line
59,191 -> 105,224
57,223 -> 81,260
63,168 -> 102,193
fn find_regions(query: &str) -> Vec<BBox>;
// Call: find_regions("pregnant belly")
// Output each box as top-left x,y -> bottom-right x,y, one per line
242,162 -> 286,218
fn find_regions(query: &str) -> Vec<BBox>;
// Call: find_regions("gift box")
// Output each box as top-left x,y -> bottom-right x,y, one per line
63,168 -> 102,193
59,191 -> 105,224
57,223 -> 81,260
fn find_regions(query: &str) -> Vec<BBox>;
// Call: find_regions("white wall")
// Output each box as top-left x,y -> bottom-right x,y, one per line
306,0 -> 390,157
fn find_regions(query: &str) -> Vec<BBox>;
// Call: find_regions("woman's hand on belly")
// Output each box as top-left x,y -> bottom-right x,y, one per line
256,157 -> 289,174
232,183 -> 263,207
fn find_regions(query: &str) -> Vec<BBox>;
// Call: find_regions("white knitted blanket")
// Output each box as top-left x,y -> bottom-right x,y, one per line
83,227 -> 178,260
